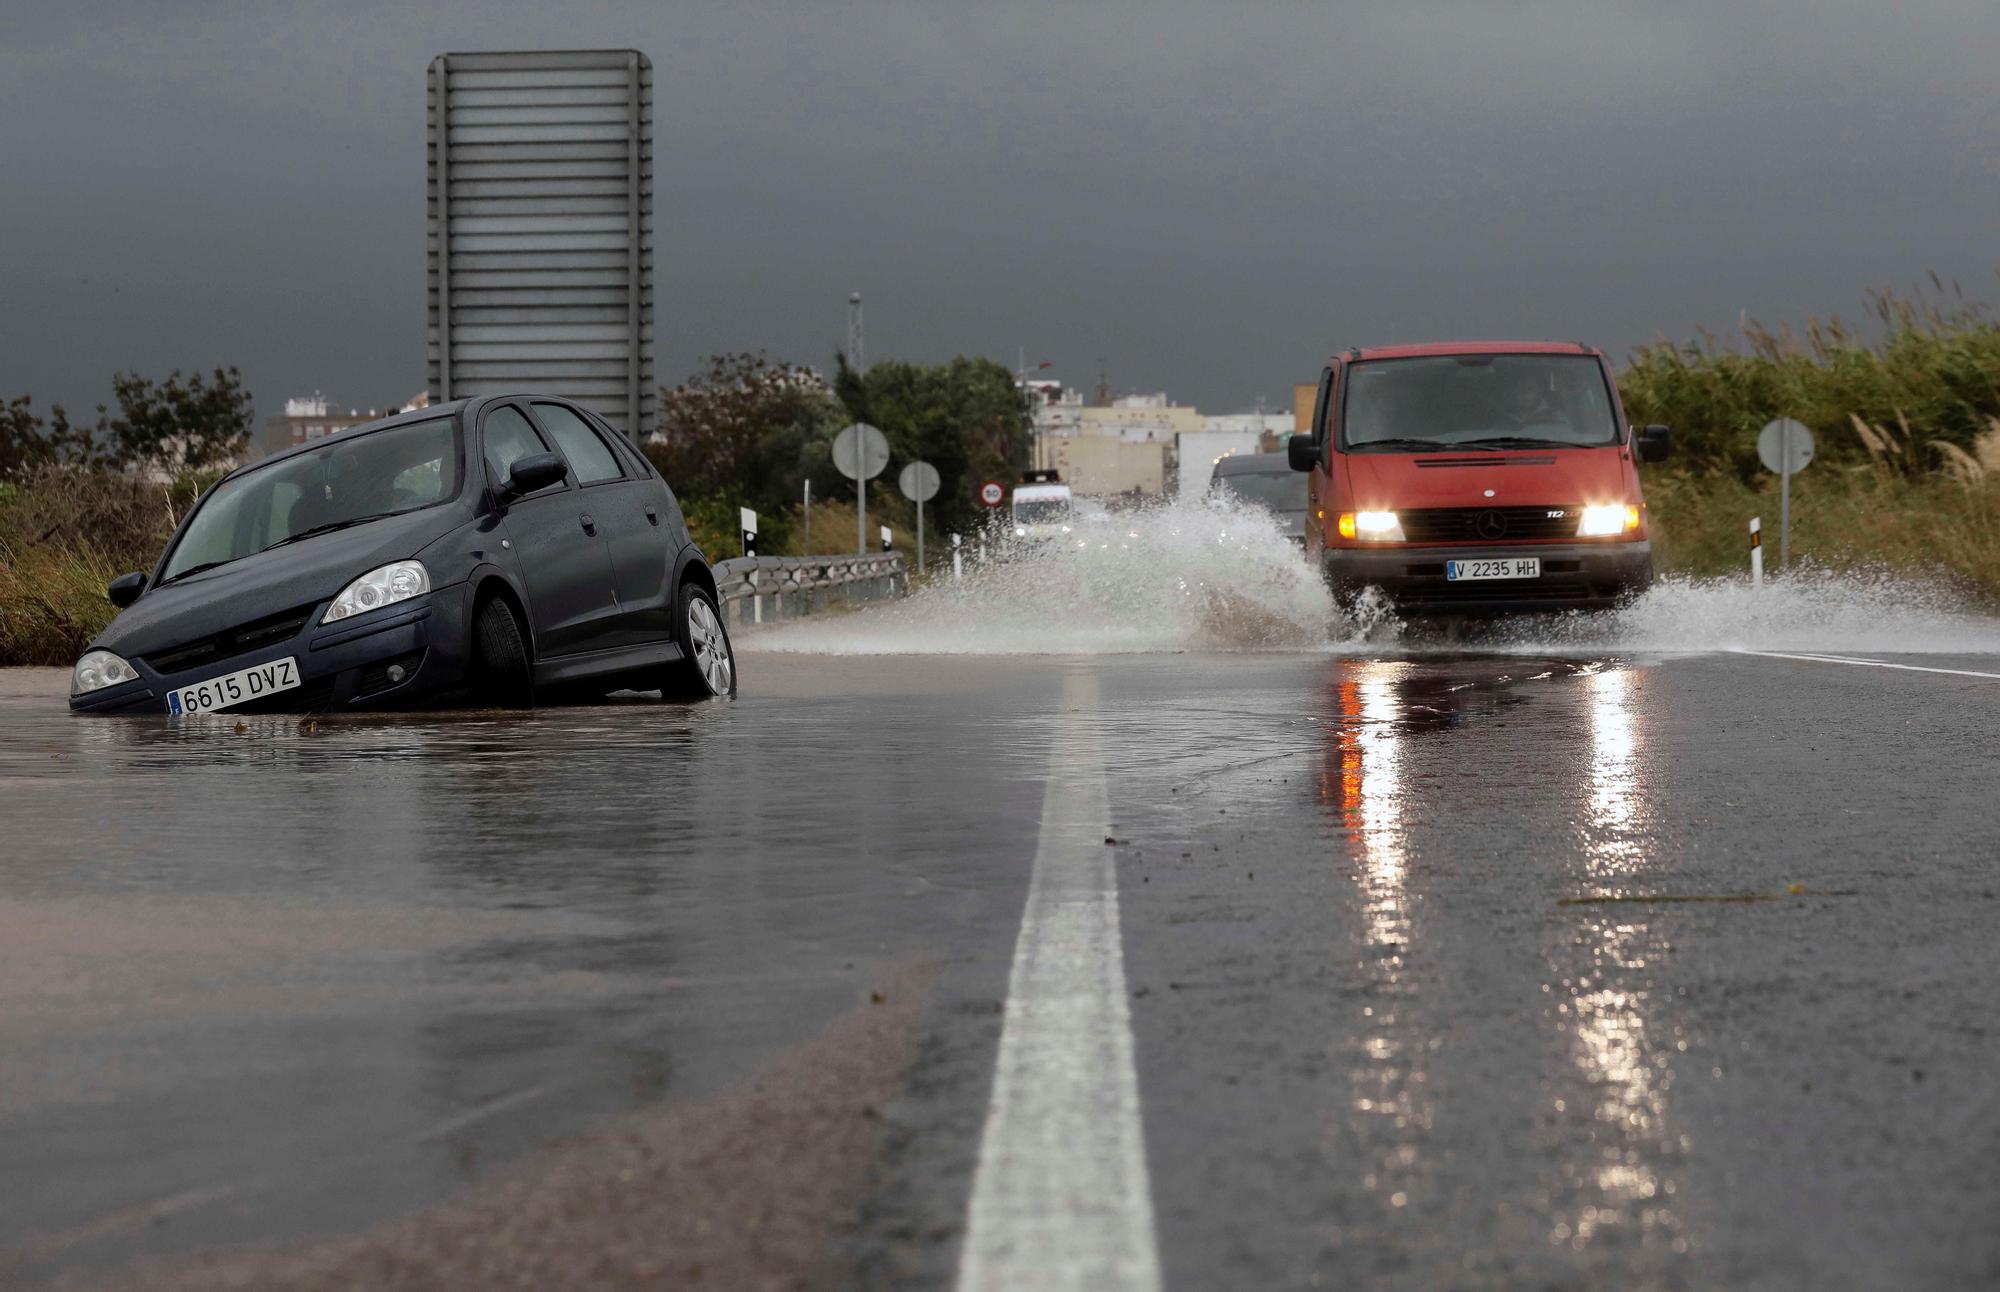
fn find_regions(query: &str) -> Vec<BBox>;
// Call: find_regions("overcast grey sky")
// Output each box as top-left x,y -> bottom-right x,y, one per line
4,0 -> 1997,419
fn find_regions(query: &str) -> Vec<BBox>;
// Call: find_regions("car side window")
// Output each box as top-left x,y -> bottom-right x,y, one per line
482,405 -> 556,493
531,403 -> 624,484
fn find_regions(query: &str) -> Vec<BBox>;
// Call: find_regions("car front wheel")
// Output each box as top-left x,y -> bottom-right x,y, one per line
468,595 -> 534,708
662,583 -> 736,699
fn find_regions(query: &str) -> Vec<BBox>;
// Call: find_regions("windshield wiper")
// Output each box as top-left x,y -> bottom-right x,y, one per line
1452,436 -> 1583,450
258,514 -> 391,554
1347,438 -> 1462,453
156,559 -> 233,586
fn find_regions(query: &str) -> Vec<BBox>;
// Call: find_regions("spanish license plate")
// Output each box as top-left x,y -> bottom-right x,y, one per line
1445,557 -> 1541,582
166,657 -> 301,716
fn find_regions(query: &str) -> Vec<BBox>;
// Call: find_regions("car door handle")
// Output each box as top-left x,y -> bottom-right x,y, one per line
580,514 -> 597,535
644,508 -> 659,526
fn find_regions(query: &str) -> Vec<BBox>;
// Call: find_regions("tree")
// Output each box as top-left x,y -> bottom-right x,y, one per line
832,353 -> 1031,535
652,352 -> 848,515
90,367 -> 253,475
0,396 -> 90,481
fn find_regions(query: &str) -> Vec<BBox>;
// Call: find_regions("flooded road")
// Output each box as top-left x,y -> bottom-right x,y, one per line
3,642 -> 1998,1289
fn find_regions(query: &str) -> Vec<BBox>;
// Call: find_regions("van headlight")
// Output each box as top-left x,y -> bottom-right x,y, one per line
1339,511 -> 1405,541
1577,504 -> 1641,537
72,649 -> 139,695
321,560 -> 430,624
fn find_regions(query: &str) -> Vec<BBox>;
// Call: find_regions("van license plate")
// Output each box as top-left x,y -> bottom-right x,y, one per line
167,657 -> 301,716
1446,558 -> 1540,582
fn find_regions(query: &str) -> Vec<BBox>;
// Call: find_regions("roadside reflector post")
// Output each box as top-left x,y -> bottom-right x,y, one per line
952,532 -> 963,583
1750,516 -> 1763,587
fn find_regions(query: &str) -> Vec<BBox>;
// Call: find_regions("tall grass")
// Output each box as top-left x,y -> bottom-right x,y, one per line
0,468 -> 193,666
1620,279 -> 2000,480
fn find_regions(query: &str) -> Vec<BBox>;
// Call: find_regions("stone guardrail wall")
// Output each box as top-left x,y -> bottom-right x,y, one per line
711,552 -> 907,625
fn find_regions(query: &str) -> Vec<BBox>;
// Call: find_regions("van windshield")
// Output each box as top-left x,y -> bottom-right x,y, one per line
1014,499 -> 1071,524
160,418 -> 459,581
1342,355 -> 1619,451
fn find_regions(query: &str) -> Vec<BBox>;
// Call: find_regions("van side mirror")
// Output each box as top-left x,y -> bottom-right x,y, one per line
503,452 -> 568,499
1287,436 -> 1321,472
107,571 -> 146,608
1636,424 -> 1671,463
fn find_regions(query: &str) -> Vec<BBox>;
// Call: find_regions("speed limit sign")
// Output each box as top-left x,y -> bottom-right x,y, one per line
979,480 -> 1005,508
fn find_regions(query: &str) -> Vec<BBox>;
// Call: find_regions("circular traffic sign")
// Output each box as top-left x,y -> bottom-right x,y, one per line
832,423 -> 890,481
978,480 -> 1005,508
898,460 -> 941,503
1757,418 -> 1815,474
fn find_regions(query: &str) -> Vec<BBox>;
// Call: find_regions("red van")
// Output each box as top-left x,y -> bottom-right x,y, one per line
1287,341 -> 1670,613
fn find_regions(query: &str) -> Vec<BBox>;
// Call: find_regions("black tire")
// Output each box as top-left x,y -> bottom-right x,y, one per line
468,595 -> 533,708
660,582 -> 736,699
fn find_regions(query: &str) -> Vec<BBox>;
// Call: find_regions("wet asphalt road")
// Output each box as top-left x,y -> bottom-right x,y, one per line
2,643 -> 1998,1290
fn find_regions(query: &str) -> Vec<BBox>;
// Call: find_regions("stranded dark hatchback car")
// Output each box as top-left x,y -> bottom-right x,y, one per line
69,395 -> 737,715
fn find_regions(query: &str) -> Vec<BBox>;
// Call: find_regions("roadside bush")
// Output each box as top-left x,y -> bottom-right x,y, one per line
1644,444 -> 2000,603
0,466 -> 201,665
1620,283 -> 2000,480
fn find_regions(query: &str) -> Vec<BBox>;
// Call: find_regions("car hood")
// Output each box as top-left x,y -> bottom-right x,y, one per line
93,508 -> 467,660
1339,447 -> 1632,510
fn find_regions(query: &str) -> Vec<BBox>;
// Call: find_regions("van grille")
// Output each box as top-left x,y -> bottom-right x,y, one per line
1398,506 -> 1580,543
143,604 -> 318,675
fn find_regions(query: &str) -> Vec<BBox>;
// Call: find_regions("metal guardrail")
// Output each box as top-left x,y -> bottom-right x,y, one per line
712,552 -> 907,625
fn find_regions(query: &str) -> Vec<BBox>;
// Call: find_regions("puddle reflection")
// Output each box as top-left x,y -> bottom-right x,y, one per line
1551,666 -> 1688,1255
1319,661 -> 1433,1212
1311,656 -> 1692,1257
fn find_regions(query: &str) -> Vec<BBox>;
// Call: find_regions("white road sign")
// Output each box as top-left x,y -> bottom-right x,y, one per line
833,424 -> 890,481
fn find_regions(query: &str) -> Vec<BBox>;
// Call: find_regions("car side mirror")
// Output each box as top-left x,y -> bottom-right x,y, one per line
1636,424 -> 1671,464
503,452 -> 568,499
107,571 -> 146,608
1287,436 -> 1321,472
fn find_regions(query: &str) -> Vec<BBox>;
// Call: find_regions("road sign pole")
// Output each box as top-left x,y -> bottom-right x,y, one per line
1758,418 -> 1812,575
857,477 -> 866,557
803,479 -> 810,554
917,499 -> 924,573
1779,421 -> 1791,571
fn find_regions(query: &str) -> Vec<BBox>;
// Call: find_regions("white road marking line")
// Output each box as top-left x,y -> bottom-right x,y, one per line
1729,648 -> 2000,681
955,671 -> 1162,1292
420,1084 -> 550,1141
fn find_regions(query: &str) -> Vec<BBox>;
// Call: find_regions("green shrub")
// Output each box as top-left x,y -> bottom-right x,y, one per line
0,466 -> 195,665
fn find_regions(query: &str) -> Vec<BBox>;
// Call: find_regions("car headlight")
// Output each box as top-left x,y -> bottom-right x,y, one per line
1577,504 -> 1641,537
72,649 -> 139,696
1340,511 -> 1405,542
321,560 -> 430,625
1014,526 -> 1028,537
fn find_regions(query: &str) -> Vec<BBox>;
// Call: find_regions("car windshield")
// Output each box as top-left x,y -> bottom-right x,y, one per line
1343,354 -> 1619,450
1014,499 -> 1071,524
1212,469 -> 1305,512
160,418 -> 459,581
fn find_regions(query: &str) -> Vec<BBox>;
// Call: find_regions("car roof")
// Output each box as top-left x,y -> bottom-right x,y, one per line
234,391 -> 602,477
1211,452 -> 1290,475
1334,340 -> 1602,364
1013,484 -> 1072,501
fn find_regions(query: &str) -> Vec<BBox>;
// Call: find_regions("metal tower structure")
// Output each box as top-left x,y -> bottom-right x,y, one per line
847,292 -> 864,372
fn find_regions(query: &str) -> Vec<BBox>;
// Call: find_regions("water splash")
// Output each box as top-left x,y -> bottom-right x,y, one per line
748,498 -> 2000,657
752,495 -> 1332,655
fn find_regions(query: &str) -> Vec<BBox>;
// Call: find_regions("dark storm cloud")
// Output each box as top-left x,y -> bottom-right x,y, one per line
3,0 -> 1997,418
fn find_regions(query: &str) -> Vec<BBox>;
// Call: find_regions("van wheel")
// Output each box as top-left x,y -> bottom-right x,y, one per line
661,583 -> 736,699
469,596 -> 533,708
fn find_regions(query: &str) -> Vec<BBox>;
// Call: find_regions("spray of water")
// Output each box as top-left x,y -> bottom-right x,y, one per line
748,496 -> 2000,657
753,495 -> 1330,654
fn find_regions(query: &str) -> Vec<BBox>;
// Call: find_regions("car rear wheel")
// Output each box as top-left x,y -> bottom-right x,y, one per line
469,595 -> 533,708
661,583 -> 736,699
